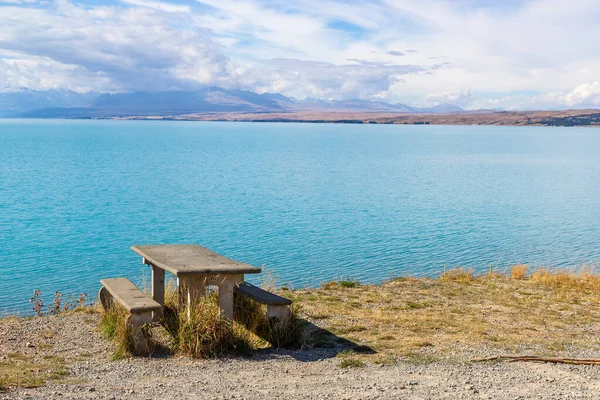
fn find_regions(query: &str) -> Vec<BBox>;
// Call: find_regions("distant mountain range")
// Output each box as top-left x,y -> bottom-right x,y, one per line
0,87 -> 464,118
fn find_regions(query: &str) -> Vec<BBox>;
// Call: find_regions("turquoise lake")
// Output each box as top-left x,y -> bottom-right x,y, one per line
1,119 -> 600,313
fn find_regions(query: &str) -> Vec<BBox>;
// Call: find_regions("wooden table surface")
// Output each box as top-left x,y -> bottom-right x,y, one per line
131,244 -> 262,276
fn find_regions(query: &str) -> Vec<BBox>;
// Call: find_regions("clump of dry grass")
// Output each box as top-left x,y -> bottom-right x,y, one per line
159,278 -> 303,357
99,303 -> 134,360
510,264 -> 528,280
321,279 -> 360,289
175,293 -> 253,358
530,266 -> 600,292
161,282 -> 253,358
234,290 -> 304,349
338,357 -> 365,368
440,267 -> 475,283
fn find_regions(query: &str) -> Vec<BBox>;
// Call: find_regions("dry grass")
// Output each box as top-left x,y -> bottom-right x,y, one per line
296,266 -> 600,362
158,278 -> 303,358
99,303 -> 134,360
511,264 -> 528,280
0,353 -> 68,392
174,293 -> 253,358
440,267 -> 475,283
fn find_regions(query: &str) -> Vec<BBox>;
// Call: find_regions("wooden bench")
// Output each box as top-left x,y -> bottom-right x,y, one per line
99,278 -> 161,355
235,282 -> 292,325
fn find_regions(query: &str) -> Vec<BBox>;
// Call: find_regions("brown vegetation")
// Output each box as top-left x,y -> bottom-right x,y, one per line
3,265 -> 600,391
296,266 -> 600,362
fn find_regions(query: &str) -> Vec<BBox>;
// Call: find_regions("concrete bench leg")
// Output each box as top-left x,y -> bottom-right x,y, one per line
178,276 -> 206,319
98,287 -> 112,311
216,274 -> 243,320
151,265 -> 165,321
219,281 -> 236,320
267,305 -> 291,327
131,311 -> 153,355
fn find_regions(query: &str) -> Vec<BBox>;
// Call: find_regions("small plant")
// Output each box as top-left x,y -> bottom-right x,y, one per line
100,304 -> 134,360
234,293 -> 304,349
176,293 -> 252,358
321,281 -> 339,290
338,357 -> 365,368
339,280 -> 360,288
529,267 -> 600,293
511,264 -> 528,280
373,355 -> 397,365
267,303 -> 304,348
403,353 -> 440,365
30,290 -> 44,317
49,292 -> 63,315
440,267 -> 475,283
405,301 -> 430,310
28,290 -> 92,317
76,293 -> 89,308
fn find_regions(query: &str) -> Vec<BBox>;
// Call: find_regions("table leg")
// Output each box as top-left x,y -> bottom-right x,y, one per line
151,265 -> 165,321
217,274 -> 244,320
178,275 -> 207,319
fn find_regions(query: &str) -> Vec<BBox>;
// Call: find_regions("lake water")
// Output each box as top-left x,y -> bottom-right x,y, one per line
1,119 -> 600,313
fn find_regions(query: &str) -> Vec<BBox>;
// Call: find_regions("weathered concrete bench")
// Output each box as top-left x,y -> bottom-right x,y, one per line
235,282 -> 292,325
99,278 -> 161,355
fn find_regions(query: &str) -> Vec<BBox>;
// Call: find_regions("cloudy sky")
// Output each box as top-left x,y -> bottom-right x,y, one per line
1,0 -> 600,110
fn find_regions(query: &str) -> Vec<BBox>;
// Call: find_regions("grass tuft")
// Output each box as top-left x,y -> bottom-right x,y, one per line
338,357 -> 365,368
99,303 -> 134,360
339,280 -> 360,288
174,292 -> 253,358
234,291 -> 304,349
440,267 -> 475,283
511,264 -> 528,280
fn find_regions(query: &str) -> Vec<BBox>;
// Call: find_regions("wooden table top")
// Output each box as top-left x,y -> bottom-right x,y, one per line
131,244 -> 262,276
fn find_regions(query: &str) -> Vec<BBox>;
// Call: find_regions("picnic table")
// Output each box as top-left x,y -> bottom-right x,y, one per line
131,244 -> 261,319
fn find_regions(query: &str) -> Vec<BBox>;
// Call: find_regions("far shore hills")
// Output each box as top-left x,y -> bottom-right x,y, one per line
1,87 -> 599,127
114,109 -> 600,127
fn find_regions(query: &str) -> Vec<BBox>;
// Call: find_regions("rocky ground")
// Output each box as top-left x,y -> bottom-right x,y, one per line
2,313 -> 600,400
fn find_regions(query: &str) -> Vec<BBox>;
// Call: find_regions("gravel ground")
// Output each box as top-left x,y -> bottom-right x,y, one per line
2,313 -> 600,400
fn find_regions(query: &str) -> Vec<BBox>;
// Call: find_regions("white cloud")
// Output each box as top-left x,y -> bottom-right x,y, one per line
0,2 -> 231,91
565,82 -> 600,107
425,82 -> 600,111
121,0 -> 190,13
234,58 -> 430,100
421,90 -> 474,108
0,52 -> 114,92
0,0 -> 599,109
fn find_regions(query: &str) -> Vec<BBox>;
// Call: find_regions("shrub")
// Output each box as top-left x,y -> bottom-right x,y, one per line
339,280 -> 360,288
529,267 -> 600,293
440,268 -> 475,283
266,303 -> 304,348
234,293 -> 304,349
29,290 -> 91,317
338,357 -> 365,368
321,281 -> 339,290
175,293 -> 252,358
511,264 -> 528,280
100,304 -> 134,360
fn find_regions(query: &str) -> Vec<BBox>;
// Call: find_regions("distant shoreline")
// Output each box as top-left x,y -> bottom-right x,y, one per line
3,109 -> 600,127
90,109 -> 600,127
